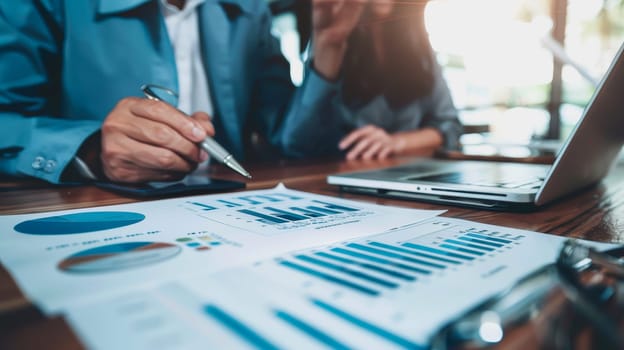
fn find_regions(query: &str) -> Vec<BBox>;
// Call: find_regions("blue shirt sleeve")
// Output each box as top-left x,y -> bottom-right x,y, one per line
0,1 -> 101,183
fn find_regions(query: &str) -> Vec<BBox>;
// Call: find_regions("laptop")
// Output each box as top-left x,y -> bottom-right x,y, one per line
327,42 -> 624,211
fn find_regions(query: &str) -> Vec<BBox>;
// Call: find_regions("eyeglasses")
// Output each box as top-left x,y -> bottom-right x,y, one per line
430,239 -> 624,350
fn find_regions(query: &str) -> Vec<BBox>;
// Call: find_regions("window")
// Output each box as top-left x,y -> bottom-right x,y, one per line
425,0 -> 624,144
270,0 -> 624,146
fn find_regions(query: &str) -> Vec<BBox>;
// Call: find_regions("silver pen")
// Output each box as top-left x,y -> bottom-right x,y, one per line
141,84 -> 252,179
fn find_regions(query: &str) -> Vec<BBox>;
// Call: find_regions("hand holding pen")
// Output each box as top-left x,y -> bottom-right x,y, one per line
141,85 -> 251,179
97,85 -> 249,183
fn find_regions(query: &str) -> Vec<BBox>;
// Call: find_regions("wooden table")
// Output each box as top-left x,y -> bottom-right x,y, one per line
2,156 -> 623,349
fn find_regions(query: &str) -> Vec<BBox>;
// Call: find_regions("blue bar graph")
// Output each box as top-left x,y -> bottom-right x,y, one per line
265,207 -> 308,221
217,200 -> 242,207
347,243 -> 446,269
289,207 -> 326,218
439,244 -> 485,256
203,304 -> 279,350
306,206 -> 341,215
312,201 -> 358,212
273,193 -> 303,200
274,310 -> 350,350
332,248 -> 432,275
296,255 -> 399,289
254,195 -> 283,202
368,242 -> 461,265
239,209 -> 288,224
311,299 -> 423,349
189,201 -> 217,211
315,252 -> 416,282
465,232 -> 513,244
402,243 -> 474,261
279,261 -> 379,296
236,200 -> 361,225
444,239 -> 495,251
457,236 -> 504,248
237,196 -> 263,205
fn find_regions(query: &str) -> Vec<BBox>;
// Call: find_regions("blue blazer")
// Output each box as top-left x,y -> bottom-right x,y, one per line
0,0 -> 344,183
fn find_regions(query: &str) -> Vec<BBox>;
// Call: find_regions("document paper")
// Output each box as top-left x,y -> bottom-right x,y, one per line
0,185 -> 612,348
0,184 -> 441,313
64,216 -> 610,349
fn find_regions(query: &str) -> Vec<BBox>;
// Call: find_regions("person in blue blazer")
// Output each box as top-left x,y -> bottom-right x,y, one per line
0,0 -> 367,183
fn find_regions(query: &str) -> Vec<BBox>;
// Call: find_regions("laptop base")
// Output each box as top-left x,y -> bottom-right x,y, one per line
337,185 -> 539,212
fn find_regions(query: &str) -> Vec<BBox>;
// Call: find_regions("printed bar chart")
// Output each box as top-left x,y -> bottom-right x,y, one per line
279,260 -> 380,296
314,251 -> 416,282
274,310 -> 351,350
238,209 -> 289,225
216,200 -> 242,207
402,243 -> 475,261
295,255 -> 399,289
368,242 -> 462,265
465,232 -> 514,244
265,207 -> 309,221
237,201 -> 361,226
275,227 -> 523,298
289,207 -> 326,218
331,247 -> 432,275
311,299 -> 422,349
189,202 -> 217,211
61,216 -> 575,350
202,298 -> 419,350
203,304 -> 279,350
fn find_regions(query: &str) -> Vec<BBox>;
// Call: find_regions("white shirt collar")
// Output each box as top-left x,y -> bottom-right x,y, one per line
159,0 -> 205,15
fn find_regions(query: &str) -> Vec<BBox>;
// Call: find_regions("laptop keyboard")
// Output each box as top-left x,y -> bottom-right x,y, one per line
408,172 -> 544,189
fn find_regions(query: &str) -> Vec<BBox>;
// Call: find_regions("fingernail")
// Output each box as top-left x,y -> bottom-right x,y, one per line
192,126 -> 205,140
200,151 -> 209,162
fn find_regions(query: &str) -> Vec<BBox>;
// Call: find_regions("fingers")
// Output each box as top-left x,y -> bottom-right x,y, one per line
313,0 -> 367,43
361,142 -> 386,160
100,97 -> 214,183
347,139 -> 394,160
312,0 -> 342,29
312,0 -> 368,79
371,0 -> 393,18
346,137 -> 373,160
339,125 -> 379,150
129,98 -> 207,142
190,111 -> 215,137
102,132 -> 197,182
114,117 -> 203,163
190,112 -> 214,162
378,146 -> 393,159
339,125 -> 396,160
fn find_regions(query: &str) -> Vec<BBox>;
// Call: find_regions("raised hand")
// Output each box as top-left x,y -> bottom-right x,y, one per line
311,0 -> 396,80
311,0 -> 367,80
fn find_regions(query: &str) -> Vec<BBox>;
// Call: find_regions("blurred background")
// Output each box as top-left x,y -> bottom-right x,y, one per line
268,0 -> 624,154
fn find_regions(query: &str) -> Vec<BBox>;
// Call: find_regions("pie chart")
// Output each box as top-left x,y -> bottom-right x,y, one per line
14,211 -> 145,235
58,242 -> 181,273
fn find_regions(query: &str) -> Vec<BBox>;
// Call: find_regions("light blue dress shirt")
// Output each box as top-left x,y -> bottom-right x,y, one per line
0,0 -> 344,183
